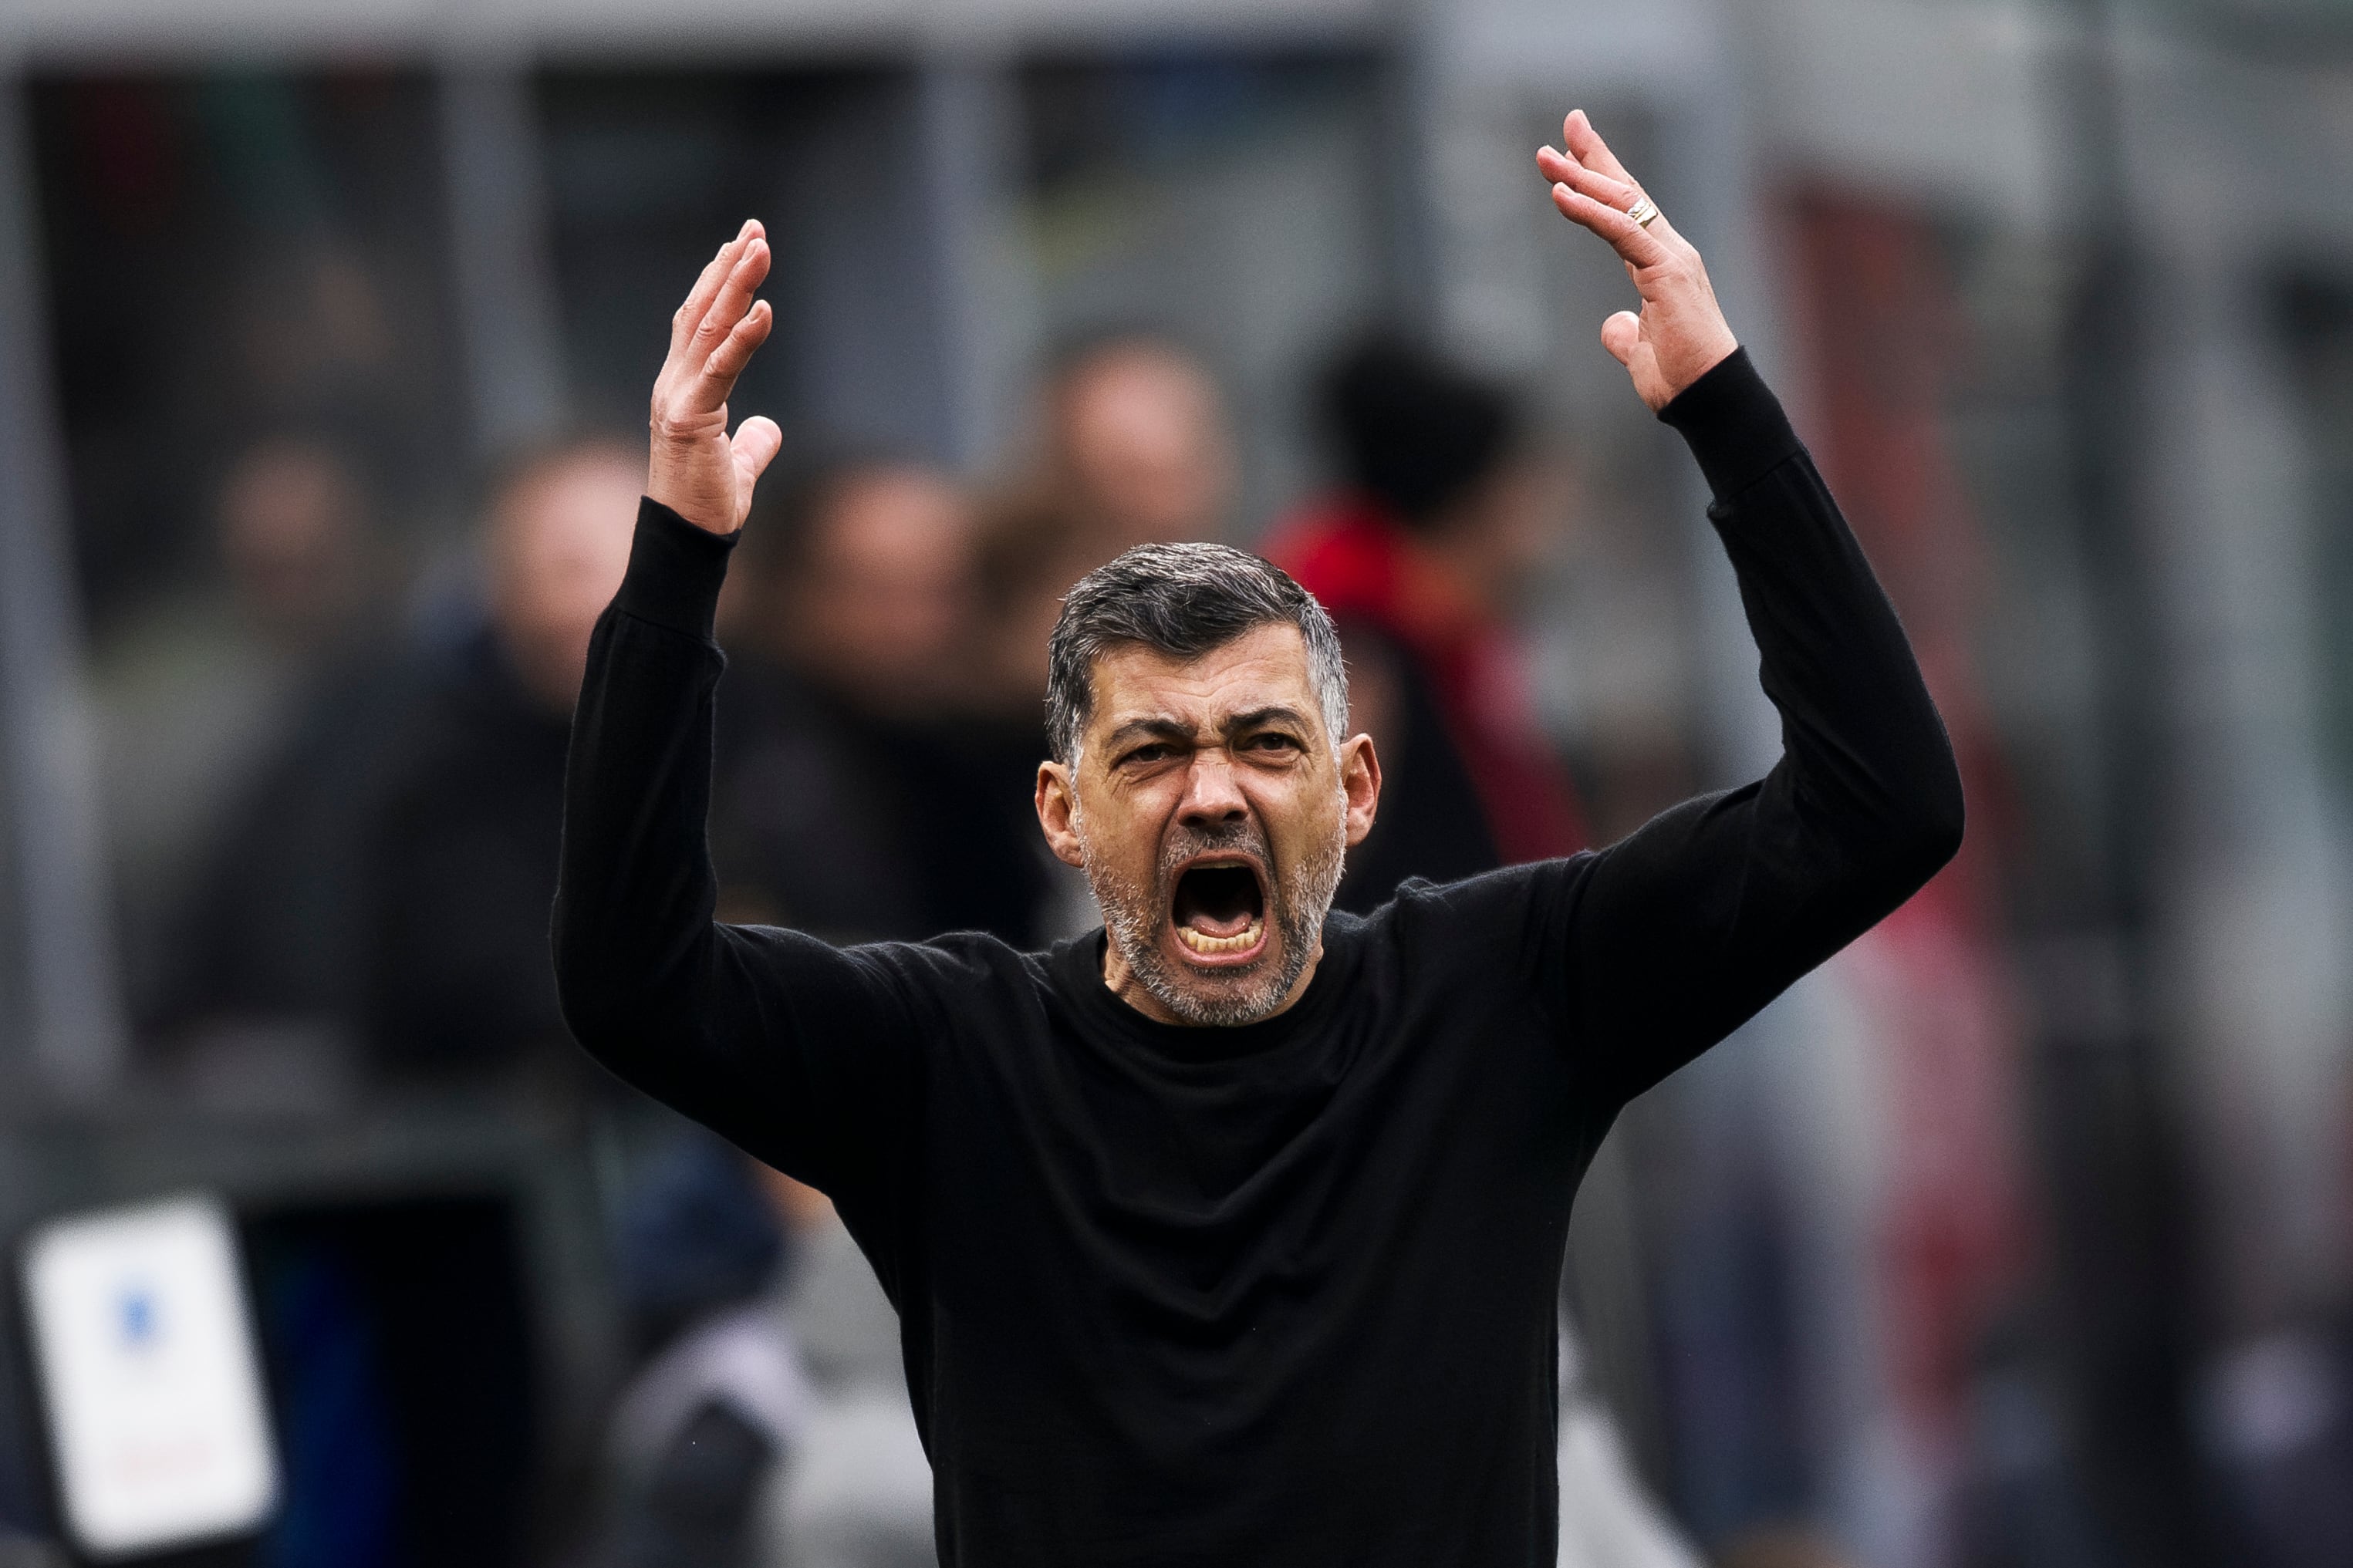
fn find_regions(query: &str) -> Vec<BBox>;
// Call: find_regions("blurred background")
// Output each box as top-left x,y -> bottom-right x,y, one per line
0,0 -> 2350,1564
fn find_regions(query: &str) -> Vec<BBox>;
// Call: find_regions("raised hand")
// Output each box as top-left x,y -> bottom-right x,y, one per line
648,220 -> 784,534
1536,112 -> 1738,412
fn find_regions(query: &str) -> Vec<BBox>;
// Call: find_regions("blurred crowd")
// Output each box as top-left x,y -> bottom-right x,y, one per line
8,19 -> 2353,1567
110,323 -> 1605,1080
89,319 -> 1729,1566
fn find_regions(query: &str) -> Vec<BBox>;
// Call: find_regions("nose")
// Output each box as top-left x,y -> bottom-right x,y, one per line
1176,750 -> 1248,828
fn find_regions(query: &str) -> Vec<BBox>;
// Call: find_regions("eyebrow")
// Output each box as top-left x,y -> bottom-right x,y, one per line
1099,706 -> 1314,756
1101,716 -> 1196,754
1224,706 -> 1312,735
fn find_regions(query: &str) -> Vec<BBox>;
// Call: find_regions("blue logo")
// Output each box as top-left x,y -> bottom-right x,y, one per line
116,1284 -> 159,1349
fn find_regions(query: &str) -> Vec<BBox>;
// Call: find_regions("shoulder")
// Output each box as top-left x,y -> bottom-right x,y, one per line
831,929 -> 1054,1015
1375,856 -> 1598,932
1352,858 -> 1598,1007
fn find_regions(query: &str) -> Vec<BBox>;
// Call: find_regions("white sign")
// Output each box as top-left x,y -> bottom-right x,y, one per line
21,1195 -> 279,1559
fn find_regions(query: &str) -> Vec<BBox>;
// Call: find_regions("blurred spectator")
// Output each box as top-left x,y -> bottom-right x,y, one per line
361,436 -> 641,1073
1265,333 -> 1585,911
104,434 -> 390,1010
711,456 -> 1044,945
752,1168 -> 936,1568
2201,1323 -> 2353,1568
974,333 -> 1237,712
603,1135 -> 800,1568
599,1145 -> 936,1568
1949,1317 -> 2115,1567
214,438 -> 384,652
1555,1317 -> 1705,1568
129,437 -> 406,1053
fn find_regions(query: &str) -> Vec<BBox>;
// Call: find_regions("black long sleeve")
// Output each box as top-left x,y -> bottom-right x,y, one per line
553,509 -> 931,1219
552,349 -> 1960,1568
1555,347 -> 1964,1104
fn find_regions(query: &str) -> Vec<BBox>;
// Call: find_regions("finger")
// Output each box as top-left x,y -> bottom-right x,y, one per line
1544,140 -> 1699,258
1538,147 -> 1638,214
671,219 -> 761,354
671,241 -> 737,354
731,415 -> 785,491
699,298 -> 773,393
689,231 -> 771,356
1541,143 -> 1698,257
1549,183 -> 1673,270
1564,110 -> 1639,189
1599,310 -> 1642,368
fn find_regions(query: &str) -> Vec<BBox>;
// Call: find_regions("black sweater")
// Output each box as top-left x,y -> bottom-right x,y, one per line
554,350 -> 1963,1566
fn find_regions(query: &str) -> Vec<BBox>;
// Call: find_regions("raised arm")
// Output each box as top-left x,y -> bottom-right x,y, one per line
1535,113 -> 1965,1102
553,224 -> 921,1203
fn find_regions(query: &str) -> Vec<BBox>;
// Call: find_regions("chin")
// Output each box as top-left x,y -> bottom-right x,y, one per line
1149,931 -> 1293,1027
1146,969 -> 1294,1027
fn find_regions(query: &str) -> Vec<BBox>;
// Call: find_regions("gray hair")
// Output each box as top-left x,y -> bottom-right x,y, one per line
1045,541 -> 1349,766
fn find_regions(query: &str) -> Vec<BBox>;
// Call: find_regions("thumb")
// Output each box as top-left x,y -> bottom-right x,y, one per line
1599,310 -> 1642,368
731,415 -> 785,489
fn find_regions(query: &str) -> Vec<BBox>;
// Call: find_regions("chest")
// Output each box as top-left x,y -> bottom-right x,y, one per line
918,979 -> 1588,1336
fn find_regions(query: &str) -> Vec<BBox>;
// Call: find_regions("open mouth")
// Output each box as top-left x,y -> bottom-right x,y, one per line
1170,858 -> 1268,962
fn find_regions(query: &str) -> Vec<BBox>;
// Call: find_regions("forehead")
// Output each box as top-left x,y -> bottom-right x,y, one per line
1084,622 -> 1319,738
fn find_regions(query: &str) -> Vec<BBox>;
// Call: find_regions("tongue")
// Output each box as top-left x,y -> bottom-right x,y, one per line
1184,908 -> 1254,939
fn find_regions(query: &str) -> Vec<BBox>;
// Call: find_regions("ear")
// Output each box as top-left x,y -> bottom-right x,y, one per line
1035,760 -> 1087,868
1339,733 -> 1381,848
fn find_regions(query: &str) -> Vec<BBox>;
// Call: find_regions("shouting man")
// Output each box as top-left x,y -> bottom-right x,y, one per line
556,113 -> 1962,1566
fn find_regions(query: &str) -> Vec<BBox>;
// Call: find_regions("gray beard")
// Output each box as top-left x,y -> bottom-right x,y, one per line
1083,810 -> 1346,1027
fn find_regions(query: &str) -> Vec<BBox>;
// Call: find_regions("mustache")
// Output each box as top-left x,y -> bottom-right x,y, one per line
1156,819 -> 1271,884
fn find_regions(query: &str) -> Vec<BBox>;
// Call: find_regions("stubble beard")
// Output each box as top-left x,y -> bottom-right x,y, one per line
1083,805 -> 1347,1027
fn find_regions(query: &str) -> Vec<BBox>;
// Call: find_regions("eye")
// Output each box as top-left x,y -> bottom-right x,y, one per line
1245,732 -> 1302,754
1121,742 -> 1176,767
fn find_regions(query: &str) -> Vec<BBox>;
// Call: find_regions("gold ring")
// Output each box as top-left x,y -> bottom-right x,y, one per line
1625,196 -> 1660,228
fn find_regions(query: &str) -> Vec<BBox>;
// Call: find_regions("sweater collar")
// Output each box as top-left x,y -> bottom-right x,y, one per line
1048,919 -> 1359,1063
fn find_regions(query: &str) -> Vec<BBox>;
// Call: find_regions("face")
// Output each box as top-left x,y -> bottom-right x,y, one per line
1430,456 -> 1570,616
787,469 -> 974,709
1035,623 -> 1380,1026
488,447 -> 645,713
216,442 -> 367,646
1055,348 -> 1236,549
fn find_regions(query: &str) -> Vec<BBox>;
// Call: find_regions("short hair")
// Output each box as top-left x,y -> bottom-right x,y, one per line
1046,541 -> 1349,766
1318,332 -> 1520,527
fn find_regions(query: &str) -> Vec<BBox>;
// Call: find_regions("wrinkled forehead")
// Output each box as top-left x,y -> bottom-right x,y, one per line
1081,623 -> 1322,749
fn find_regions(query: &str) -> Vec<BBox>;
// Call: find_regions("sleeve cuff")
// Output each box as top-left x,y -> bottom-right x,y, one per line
613,497 -> 738,642
1656,347 -> 1805,503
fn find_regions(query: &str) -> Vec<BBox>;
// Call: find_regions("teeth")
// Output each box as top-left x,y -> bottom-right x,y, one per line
1177,918 -> 1264,956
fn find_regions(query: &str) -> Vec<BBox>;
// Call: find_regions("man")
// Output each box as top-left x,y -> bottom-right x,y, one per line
372,435 -> 642,1071
707,456 -> 1042,946
136,437 -> 399,1042
556,112 -> 1963,1564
